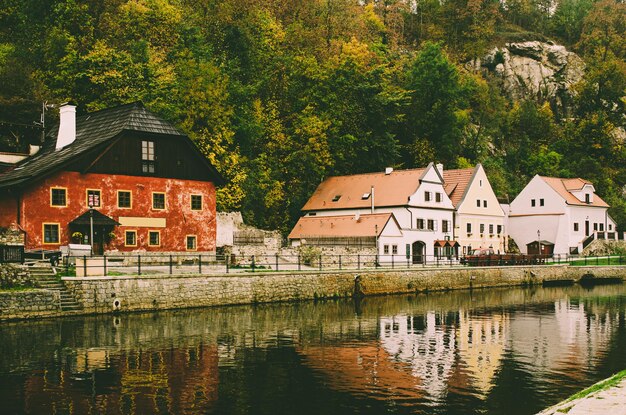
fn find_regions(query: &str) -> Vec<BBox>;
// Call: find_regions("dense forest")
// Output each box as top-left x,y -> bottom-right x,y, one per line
0,0 -> 624,234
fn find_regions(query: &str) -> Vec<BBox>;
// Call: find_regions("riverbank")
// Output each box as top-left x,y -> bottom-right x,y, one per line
0,264 -> 624,320
538,370 -> 626,415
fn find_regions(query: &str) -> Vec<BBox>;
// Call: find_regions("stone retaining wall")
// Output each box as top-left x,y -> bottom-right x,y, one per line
0,289 -> 61,319
60,265 -> 626,315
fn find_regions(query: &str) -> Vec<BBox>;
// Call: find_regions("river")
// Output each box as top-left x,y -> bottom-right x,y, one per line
2,284 -> 626,415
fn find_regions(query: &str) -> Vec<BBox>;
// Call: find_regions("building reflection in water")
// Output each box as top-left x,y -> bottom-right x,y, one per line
20,344 -> 218,415
3,286 -> 625,415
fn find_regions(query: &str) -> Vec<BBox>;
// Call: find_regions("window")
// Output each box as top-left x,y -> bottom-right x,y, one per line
427,219 -> 435,231
125,231 -> 137,246
435,192 -> 442,202
594,223 -> 598,231
51,188 -> 67,207
483,200 -> 487,208
479,180 -> 483,187
149,231 -> 160,246
480,224 -> 485,234
43,224 -> 60,244
425,191 -> 431,202
191,195 -> 203,211
610,224 -> 613,231
118,191 -> 131,208
152,192 -> 165,210
383,245 -> 389,254
442,220 -> 449,233
186,235 -> 197,250
585,194 -> 590,203
86,189 -> 101,207
417,219 -> 425,230
467,223 -> 472,233
574,223 -> 579,232
489,224 -> 494,234
540,198 -> 545,206
531,199 -> 536,207
497,225 -> 502,234
332,195 -> 341,202
392,245 -> 398,255
600,223 -> 604,231
142,140 -> 155,173
476,199 -> 481,207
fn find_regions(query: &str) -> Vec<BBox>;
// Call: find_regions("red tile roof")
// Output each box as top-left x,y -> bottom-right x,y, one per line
443,167 -> 476,208
301,168 -> 426,211
288,213 -> 395,239
540,176 -> 609,207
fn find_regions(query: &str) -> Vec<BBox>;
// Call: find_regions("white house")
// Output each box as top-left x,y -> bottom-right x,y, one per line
508,175 -> 618,255
290,163 -> 457,263
443,164 -> 507,255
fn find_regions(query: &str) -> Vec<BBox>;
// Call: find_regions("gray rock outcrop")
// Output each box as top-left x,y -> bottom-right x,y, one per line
471,41 -> 585,116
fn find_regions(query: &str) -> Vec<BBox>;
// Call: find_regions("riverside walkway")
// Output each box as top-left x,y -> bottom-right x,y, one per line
538,371 -> 626,415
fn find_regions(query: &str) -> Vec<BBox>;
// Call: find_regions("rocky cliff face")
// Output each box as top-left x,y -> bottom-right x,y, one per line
470,41 -> 585,116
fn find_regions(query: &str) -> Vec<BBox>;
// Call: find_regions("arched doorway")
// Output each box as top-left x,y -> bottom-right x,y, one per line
412,241 -> 425,264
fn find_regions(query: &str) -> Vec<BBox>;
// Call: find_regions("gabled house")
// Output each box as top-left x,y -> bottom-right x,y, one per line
443,164 -> 507,255
0,102 -> 224,253
508,175 -> 617,255
290,163 -> 458,263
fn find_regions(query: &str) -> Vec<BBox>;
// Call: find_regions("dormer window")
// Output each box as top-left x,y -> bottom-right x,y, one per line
435,192 -> 442,202
361,193 -> 370,200
142,140 -> 155,174
332,195 -> 342,202
425,191 -> 431,202
585,193 -> 590,204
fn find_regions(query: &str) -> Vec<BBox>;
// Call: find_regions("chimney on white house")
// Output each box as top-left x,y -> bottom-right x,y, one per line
56,103 -> 76,150
436,163 -> 444,177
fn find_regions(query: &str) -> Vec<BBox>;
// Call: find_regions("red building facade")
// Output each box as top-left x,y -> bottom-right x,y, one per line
0,102 -> 223,253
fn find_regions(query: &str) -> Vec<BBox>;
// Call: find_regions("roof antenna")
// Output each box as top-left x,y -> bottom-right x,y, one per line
33,101 -> 58,144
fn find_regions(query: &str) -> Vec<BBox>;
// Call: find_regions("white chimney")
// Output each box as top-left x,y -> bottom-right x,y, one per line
56,103 -> 77,150
385,167 -> 393,175
436,163 -> 444,176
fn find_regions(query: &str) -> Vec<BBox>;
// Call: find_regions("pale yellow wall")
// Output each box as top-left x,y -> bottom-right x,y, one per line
454,166 -> 506,253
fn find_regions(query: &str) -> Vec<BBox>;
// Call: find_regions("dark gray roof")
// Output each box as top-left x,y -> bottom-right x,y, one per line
69,209 -> 120,226
0,102 -> 205,188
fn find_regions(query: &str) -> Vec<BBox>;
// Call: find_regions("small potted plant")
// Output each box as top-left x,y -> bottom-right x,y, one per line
71,231 -> 83,243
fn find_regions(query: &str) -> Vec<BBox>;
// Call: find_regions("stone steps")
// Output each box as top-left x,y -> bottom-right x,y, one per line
29,267 -> 82,312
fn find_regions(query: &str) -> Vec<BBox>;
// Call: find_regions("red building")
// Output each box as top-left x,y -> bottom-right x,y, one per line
0,102 -> 224,253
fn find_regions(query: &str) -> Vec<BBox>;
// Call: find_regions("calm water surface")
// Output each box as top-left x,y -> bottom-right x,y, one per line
2,284 -> 626,415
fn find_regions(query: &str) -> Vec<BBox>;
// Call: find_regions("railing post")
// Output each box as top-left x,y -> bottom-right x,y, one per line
138,255 -> 141,275
226,254 -> 230,274
66,255 -> 70,275
339,255 -> 342,270
298,254 -> 301,271
358,254 -> 360,270
199,254 -> 202,274
83,255 -> 87,276
251,255 -> 255,272
104,255 -> 107,276
275,253 -> 279,271
392,254 -> 394,269
319,255 -> 322,271
170,255 -> 173,274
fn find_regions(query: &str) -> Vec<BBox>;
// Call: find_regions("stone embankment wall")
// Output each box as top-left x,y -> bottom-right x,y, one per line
61,265 -> 626,314
0,290 -> 61,319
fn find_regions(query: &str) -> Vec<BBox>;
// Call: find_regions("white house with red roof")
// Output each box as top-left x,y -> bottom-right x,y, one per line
508,175 -> 618,255
289,163 -> 457,263
443,164 -> 507,255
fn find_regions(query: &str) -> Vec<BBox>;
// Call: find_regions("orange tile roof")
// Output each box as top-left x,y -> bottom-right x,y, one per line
540,176 -> 609,207
301,168 -> 426,211
288,213 -> 395,239
443,167 -> 476,208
